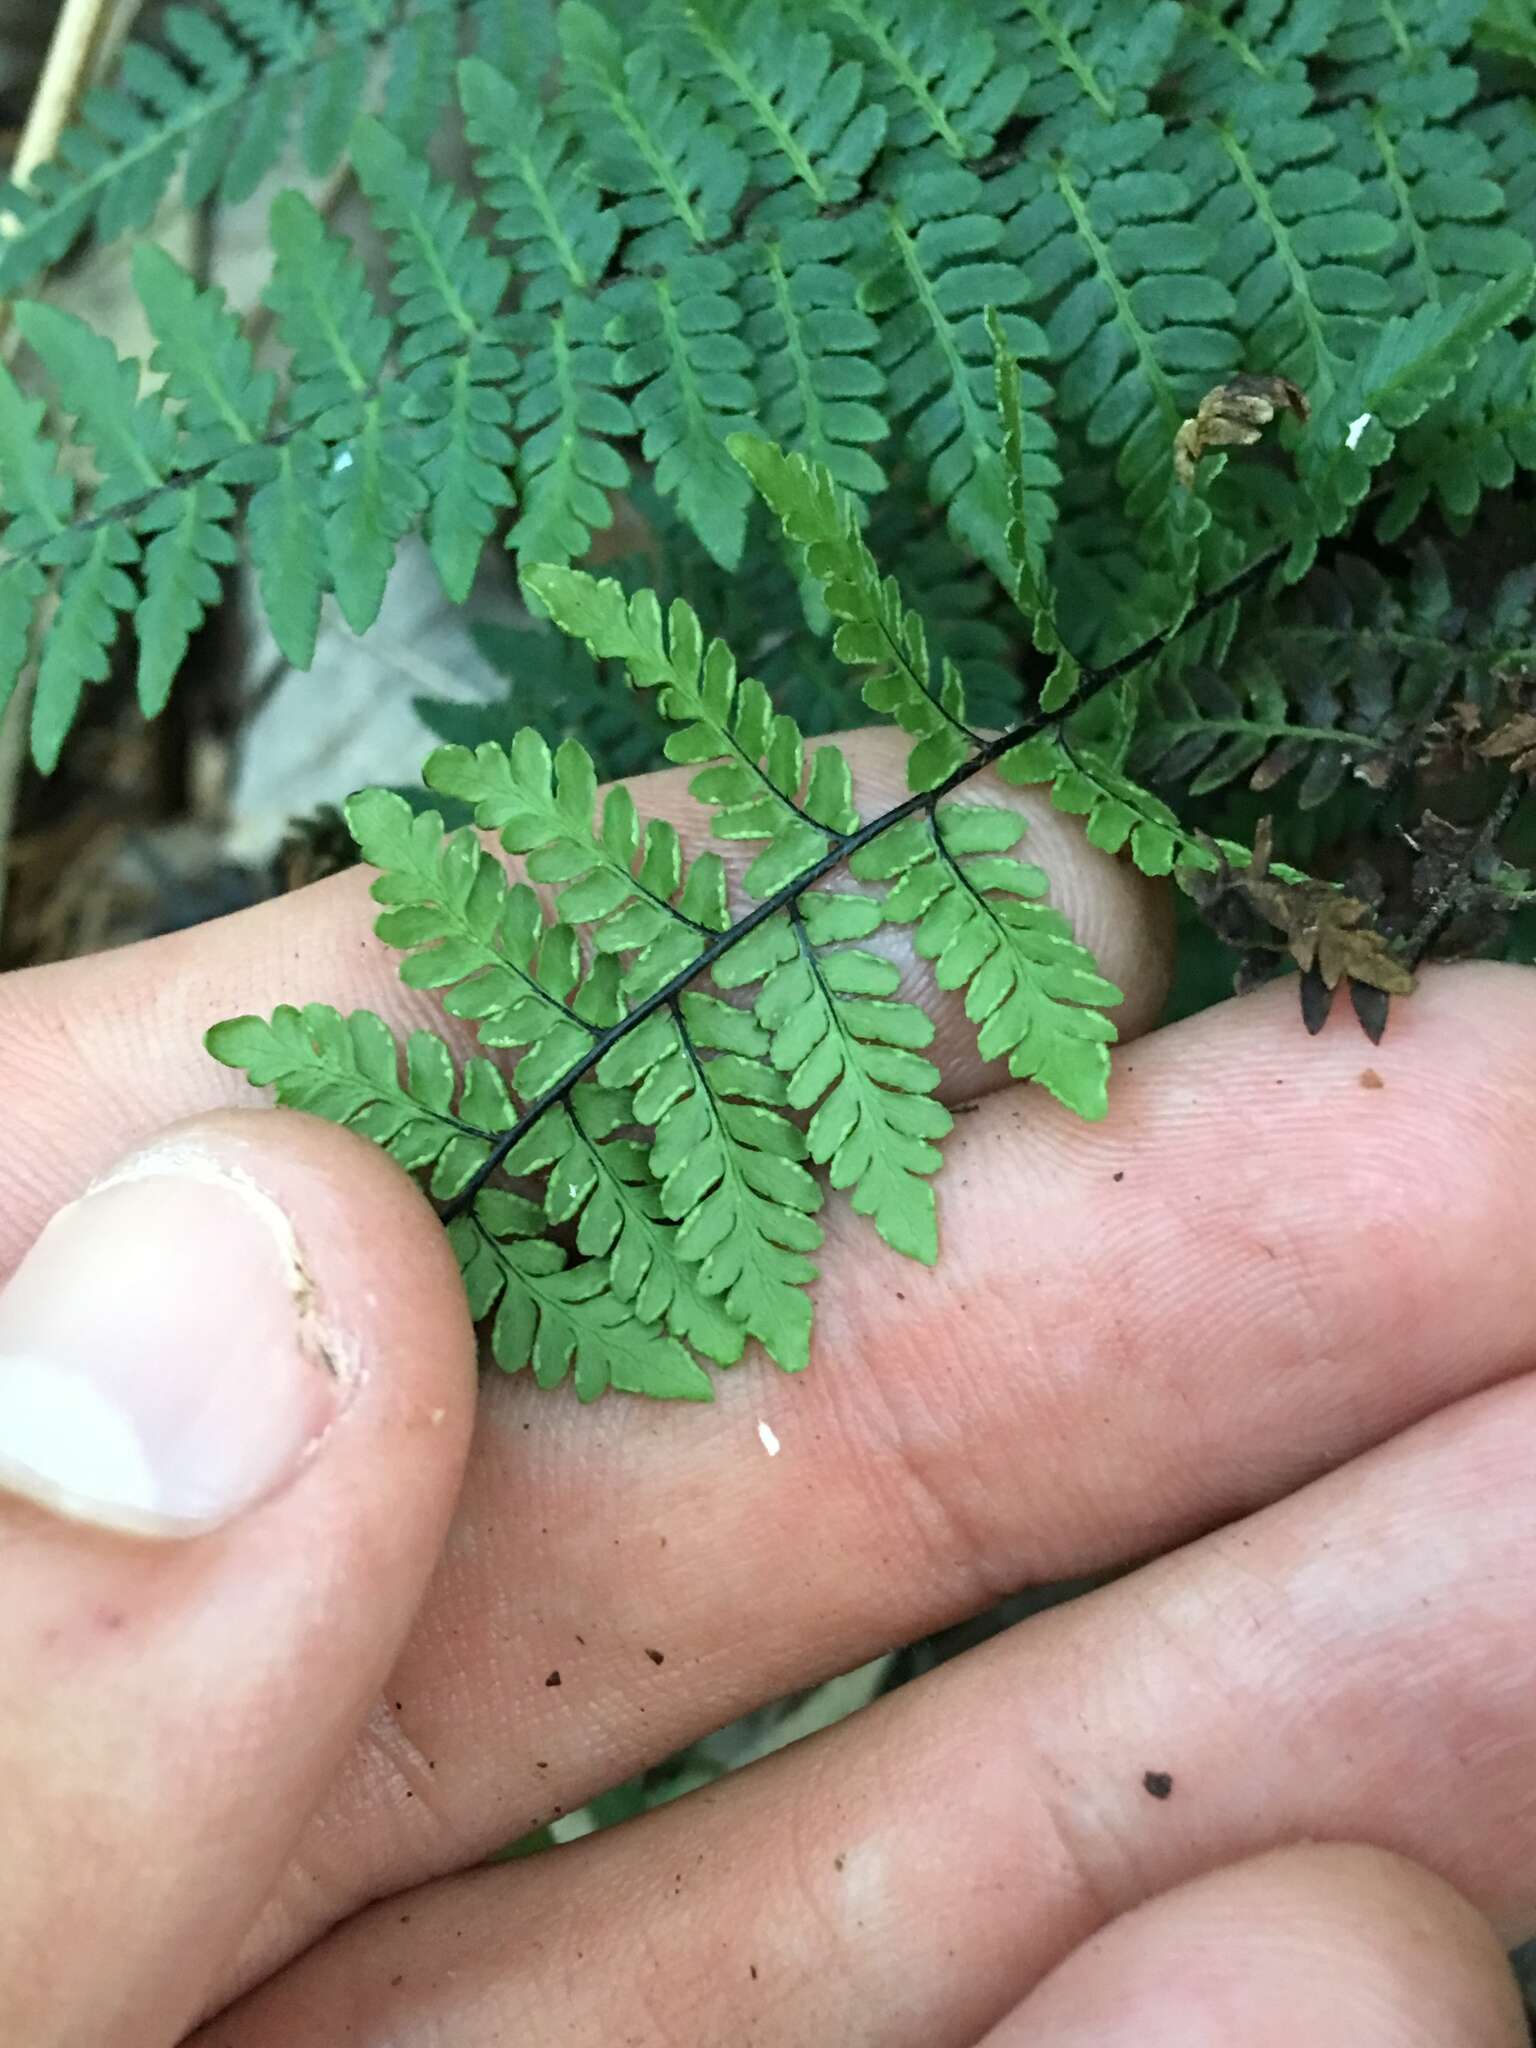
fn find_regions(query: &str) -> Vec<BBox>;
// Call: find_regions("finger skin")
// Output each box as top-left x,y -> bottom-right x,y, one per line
0,1113 -> 476,2048
989,1845 -> 1525,2048
201,961 -> 1536,2000
194,1367 -> 1536,2048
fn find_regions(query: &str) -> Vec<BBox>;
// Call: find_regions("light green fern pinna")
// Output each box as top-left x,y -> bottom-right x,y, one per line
3,0 -> 1533,1398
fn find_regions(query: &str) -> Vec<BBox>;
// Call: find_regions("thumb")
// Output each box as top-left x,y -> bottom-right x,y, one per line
0,1110 -> 477,2048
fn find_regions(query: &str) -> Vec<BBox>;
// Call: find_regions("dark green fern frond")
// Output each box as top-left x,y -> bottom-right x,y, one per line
993,0 -> 1183,128
1321,0 -> 1483,103
1169,0 -> 1342,121
459,55 -> 622,305
661,0 -> 888,208
557,0 -> 748,253
821,0 -> 1030,161
1132,652 -> 1394,809
863,161 -> 1058,570
739,217 -> 889,500
1289,271 -> 1534,569
506,299 -> 633,569
1330,91 -> 1531,313
350,117 -> 517,604
608,259 -> 757,570
1137,540 -> 1536,812
0,0 -> 485,299
1468,94 -> 1536,250
997,115 -> 1235,610
426,623 -> 669,781
1176,83 -> 1394,406
1380,330 -> 1536,538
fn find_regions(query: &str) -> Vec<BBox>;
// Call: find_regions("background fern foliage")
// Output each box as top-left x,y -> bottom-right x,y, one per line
5,0 -> 1534,1395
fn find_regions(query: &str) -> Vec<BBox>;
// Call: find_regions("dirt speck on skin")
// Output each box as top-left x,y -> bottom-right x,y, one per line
545,1670 -> 562,1687
1112,1170 -> 1124,1182
834,1853 -> 846,1872
1142,1770 -> 1174,1800
1360,1068 -> 1384,1089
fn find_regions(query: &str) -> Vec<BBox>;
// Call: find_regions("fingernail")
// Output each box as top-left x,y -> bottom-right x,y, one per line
0,1144 -> 351,1537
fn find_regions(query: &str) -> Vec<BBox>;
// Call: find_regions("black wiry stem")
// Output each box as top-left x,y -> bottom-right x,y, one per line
1404,772 -> 1528,968
438,540 -> 1285,1224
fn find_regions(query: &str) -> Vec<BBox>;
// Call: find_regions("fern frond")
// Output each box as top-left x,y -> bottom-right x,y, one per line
1289,270 -> 1534,570
449,622 -> 671,780
459,56 -> 622,303
380,0 -> 461,151
455,1193 -> 717,1401
496,1089 -> 748,1365
662,0 -> 887,207
850,801 -> 1122,1116
598,1000 -> 823,1370
1170,0 -> 1342,121
344,785 -> 607,1090
608,259 -> 756,568
135,243 -> 278,456
1475,0 -> 1536,63
715,893 -> 952,1263
523,566 -> 857,893
1177,86 -> 1393,405
731,436 -> 982,788
423,729 -> 728,999
987,0 -> 1183,127
822,0 -> 1029,160
871,487 -> 1021,729
998,728 -> 1188,875
134,482 -> 240,717
1468,95 -> 1536,261
1131,655 -> 1393,808
1331,95 -> 1531,312
350,117 -> 517,604
999,118 -> 1234,579
558,0 -> 748,252
863,161 -> 1059,566
507,299 -> 633,569
1380,331 -> 1536,538
206,1003 -> 516,1202
740,219 -> 889,500
0,0 -> 473,299
1322,0 -> 1482,101
13,303 -> 178,506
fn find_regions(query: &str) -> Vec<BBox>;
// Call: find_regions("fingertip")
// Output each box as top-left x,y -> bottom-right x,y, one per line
991,1843 -> 1526,2048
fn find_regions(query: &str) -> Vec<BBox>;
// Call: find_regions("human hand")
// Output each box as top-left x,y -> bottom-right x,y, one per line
1,730 -> 1531,2046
